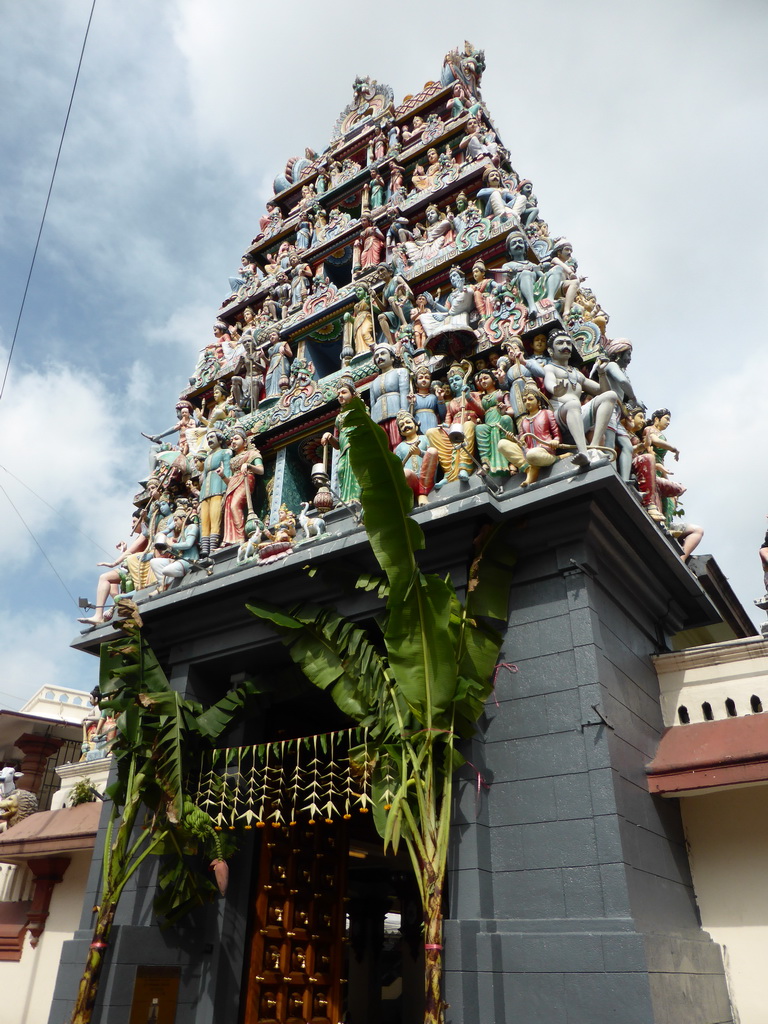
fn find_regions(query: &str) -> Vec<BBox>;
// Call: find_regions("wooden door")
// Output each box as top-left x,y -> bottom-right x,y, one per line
242,822 -> 347,1024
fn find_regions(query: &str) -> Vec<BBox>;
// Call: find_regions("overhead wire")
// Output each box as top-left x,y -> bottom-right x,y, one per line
0,462 -> 111,556
0,0 -> 98,403
0,481 -> 80,607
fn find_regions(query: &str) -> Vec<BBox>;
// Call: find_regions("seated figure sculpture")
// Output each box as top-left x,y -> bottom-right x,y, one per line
501,231 -> 543,321
517,383 -> 562,486
426,363 -> 485,487
543,331 -> 618,467
418,266 -> 476,353
402,205 -> 455,265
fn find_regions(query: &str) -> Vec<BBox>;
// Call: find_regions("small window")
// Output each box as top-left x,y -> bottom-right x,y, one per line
751,695 -> 763,714
702,702 -> 713,721
44,691 -> 54,700
58,694 -> 69,703
72,696 -> 83,706
725,698 -> 737,718
678,706 -> 690,724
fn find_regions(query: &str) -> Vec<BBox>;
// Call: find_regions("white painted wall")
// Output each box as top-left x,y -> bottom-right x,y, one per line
654,636 -> 768,726
682,786 -> 768,1024
0,849 -> 93,1024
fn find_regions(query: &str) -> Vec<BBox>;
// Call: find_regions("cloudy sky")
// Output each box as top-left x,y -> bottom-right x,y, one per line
0,0 -> 766,709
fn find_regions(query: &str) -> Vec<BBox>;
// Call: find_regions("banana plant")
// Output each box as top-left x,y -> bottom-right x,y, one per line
70,608 -> 256,1024
248,399 -> 514,1024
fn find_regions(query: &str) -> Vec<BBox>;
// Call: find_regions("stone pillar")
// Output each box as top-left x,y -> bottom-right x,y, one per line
15,734 -> 64,796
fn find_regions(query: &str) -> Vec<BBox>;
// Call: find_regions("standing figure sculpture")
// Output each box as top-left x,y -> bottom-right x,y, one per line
368,343 -> 410,449
543,331 -> 618,467
321,379 -> 361,504
198,430 -> 231,557
643,409 -> 682,527
394,411 -> 439,506
471,259 -> 497,318
263,329 -> 293,399
220,427 -> 264,546
628,408 -> 685,525
600,338 -> 640,481
353,215 -> 386,273
410,366 -> 445,435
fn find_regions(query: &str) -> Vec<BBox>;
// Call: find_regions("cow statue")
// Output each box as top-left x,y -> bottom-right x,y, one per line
0,767 -> 38,830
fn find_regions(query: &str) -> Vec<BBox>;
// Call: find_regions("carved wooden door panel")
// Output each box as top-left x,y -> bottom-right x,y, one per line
242,823 -> 346,1024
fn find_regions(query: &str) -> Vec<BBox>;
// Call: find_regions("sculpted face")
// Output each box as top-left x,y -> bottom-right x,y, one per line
415,368 -> 431,389
448,372 -> 464,395
472,265 -> 484,282
523,391 -> 541,415
427,148 -> 438,164
206,431 -> 220,450
532,333 -> 548,355
426,207 -> 439,225
373,345 -> 394,370
633,411 -> 647,432
231,432 -> 245,452
337,384 -> 354,406
506,234 -> 526,260
549,333 -> 573,360
243,308 -> 254,323
449,269 -> 464,289
398,413 -> 416,436
475,371 -> 493,392
656,413 -> 671,430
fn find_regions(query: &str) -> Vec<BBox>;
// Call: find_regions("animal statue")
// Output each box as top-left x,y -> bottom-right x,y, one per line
236,515 -> 265,565
298,502 -> 327,541
0,767 -> 38,830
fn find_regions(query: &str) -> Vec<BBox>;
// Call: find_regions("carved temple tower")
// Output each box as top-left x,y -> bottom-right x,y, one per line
53,44 -> 753,1024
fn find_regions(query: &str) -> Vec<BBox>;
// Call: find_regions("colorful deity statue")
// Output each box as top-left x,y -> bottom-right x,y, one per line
643,408 -> 684,527
198,429 -> 231,557
501,231 -> 543,321
418,266 -> 476,351
628,407 -> 686,525
600,338 -> 640,481
149,504 -> 201,594
353,215 -> 386,273
220,427 -> 264,546
394,411 -> 439,506
543,331 -> 618,467
473,369 -> 526,477
402,205 -> 455,265
377,263 -> 413,347
409,365 -> 445,435
517,384 -> 562,487
321,378 -> 361,504
369,343 -> 410,450
426,362 -> 485,486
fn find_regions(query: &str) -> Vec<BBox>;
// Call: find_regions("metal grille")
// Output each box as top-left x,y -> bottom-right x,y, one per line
38,739 -> 83,811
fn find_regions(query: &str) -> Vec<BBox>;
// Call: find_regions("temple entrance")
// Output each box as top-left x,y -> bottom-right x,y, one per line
241,816 -> 424,1024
